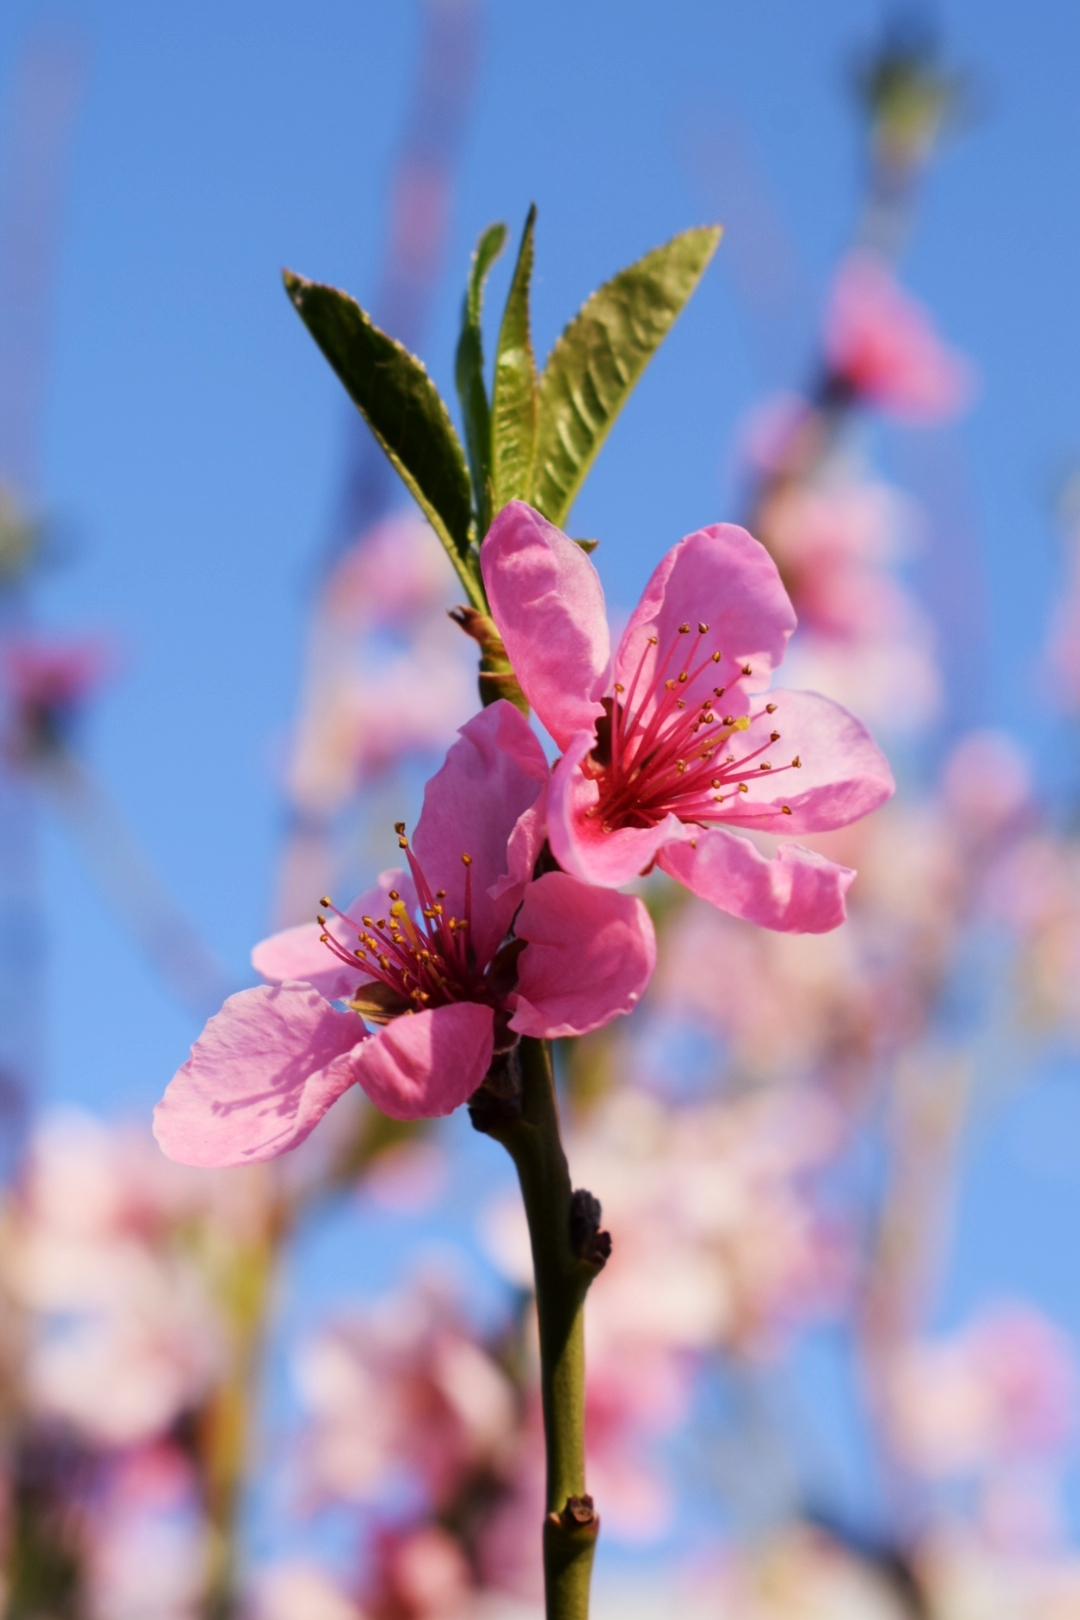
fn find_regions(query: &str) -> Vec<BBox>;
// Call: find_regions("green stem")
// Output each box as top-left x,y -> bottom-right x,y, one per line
479,1037 -> 601,1620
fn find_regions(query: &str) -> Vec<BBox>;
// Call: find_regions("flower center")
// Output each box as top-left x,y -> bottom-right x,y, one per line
316,826 -> 489,1016
587,622 -> 803,831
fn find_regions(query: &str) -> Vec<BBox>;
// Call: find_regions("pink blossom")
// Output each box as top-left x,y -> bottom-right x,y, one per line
295,1280 -> 516,1512
2,635 -> 112,758
886,1304 -> 1078,1477
824,252 -> 972,421
482,503 -> 894,933
154,701 -> 655,1166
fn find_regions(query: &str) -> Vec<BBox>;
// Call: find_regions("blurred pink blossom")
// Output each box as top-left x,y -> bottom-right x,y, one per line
824,252 -> 972,421
294,1278 -> 515,1512
2,634 -> 112,758
885,1304 -> 1078,1477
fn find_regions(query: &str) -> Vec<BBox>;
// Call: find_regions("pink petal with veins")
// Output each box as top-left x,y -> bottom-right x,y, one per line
412,701 -> 549,968
659,828 -> 855,933
511,871 -> 656,1037
615,524 -> 796,717
711,689 -> 894,835
482,501 -> 611,748
153,983 -> 365,1167
350,1002 -> 495,1120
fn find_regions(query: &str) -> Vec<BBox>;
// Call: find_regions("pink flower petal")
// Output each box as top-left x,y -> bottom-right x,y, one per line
658,827 -> 855,933
153,984 -> 366,1167
351,1002 -> 495,1120
413,701 -> 549,967
547,731 -> 686,886
711,688 -> 895,834
510,871 -> 656,1037
251,869 -> 413,1000
825,252 -> 973,423
481,501 -> 612,748
614,525 -> 796,724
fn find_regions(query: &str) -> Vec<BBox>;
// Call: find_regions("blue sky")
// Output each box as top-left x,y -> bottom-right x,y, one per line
4,0 -> 1080,1570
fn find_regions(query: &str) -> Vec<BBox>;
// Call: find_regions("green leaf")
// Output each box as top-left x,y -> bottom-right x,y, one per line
531,224 -> 723,528
454,222 -> 507,536
283,270 -> 484,608
491,205 -> 539,513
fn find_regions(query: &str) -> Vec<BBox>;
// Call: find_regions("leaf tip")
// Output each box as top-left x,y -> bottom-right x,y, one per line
282,268 -> 309,304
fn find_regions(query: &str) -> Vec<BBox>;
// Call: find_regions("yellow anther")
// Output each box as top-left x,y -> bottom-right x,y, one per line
317,914 -> 327,926
711,778 -> 721,789
665,678 -> 676,690
362,915 -> 374,926
781,805 -> 792,815
676,760 -> 687,773
319,932 -> 329,944
712,651 -> 722,663
733,715 -> 750,732
388,889 -> 400,901
320,896 -> 331,908
738,782 -> 749,794
678,671 -> 688,683
461,853 -> 473,866
614,682 -> 625,693
648,635 -> 658,645
398,837 -> 409,849
679,622 -> 691,633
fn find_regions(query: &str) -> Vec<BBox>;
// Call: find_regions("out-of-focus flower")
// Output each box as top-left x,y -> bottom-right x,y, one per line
756,478 -> 940,732
324,512 -> 455,633
885,1304 -> 1077,1477
253,1564 -> 364,1620
824,252 -> 972,422
288,512 -> 476,814
82,1443 -> 207,1620
2,635 -> 112,760
155,702 -> 655,1164
483,502 -> 893,931
295,1278 -> 515,1511
0,1111 -> 229,1448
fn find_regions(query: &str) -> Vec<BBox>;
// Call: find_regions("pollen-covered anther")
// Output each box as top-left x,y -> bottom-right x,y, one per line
781,805 -> 792,815
614,682 -> 624,693
461,853 -> 473,866
676,760 -> 687,773
698,622 -> 709,634
679,622 -> 691,634
711,651 -> 722,664
792,756 -> 802,768
320,896 -> 331,908
678,671 -> 688,684
765,703 -> 777,714
647,635 -> 658,645
738,782 -> 749,794
759,762 -> 772,771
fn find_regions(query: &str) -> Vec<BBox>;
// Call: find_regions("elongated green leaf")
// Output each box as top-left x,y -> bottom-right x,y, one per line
284,270 -> 483,607
454,222 -> 507,535
491,205 -> 539,513
531,224 -> 723,528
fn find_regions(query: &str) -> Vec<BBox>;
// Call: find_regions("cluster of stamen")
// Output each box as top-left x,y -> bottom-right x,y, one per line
316,824 -> 487,1014
588,621 -> 804,832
